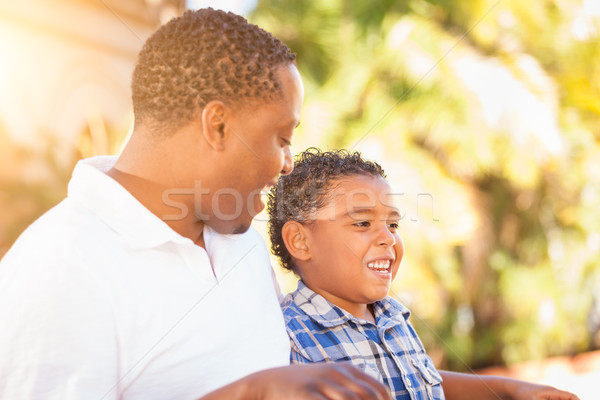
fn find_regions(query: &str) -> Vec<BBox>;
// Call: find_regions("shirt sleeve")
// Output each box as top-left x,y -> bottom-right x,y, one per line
0,253 -> 119,399
290,340 -> 313,364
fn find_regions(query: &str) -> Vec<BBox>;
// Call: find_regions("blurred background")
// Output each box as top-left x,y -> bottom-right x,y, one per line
1,0 -> 599,396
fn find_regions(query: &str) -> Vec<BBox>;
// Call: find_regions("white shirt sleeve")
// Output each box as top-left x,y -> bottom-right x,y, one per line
0,247 -> 119,399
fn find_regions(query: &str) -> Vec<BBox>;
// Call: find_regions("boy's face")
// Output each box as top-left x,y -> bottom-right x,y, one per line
300,175 -> 404,318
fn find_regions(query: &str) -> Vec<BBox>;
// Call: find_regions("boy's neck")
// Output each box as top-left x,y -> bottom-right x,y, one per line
307,283 -> 377,324
364,304 -> 376,324
344,303 -> 376,324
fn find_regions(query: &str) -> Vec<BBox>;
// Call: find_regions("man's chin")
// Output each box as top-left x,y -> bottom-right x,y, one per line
231,223 -> 251,235
206,220 -> 251,235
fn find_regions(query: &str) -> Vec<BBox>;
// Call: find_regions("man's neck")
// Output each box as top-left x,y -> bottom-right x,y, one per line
106,167 -> 205,247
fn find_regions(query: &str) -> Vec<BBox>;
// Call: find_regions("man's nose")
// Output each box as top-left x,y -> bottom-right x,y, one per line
281,147 -> 293,175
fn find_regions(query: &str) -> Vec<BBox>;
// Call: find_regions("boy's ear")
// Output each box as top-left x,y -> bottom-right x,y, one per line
282,221 -> 311,261
201,100 -> 227,151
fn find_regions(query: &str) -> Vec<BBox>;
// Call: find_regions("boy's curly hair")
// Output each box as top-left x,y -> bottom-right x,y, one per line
132,8 -> 296,136
267,148 -> 386,275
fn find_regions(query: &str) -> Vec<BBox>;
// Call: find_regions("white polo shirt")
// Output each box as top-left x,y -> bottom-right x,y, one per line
0,156 -> 290,400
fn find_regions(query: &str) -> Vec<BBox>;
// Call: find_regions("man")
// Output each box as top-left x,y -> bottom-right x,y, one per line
0,8 -> 390,400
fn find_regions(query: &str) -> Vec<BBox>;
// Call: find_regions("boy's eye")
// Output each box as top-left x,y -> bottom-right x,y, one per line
353,221 -> 371,227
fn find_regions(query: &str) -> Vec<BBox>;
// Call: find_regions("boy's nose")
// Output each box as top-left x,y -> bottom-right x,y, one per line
376,225 -> 396,247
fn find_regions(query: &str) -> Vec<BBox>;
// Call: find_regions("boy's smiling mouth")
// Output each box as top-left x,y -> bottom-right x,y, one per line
367,260 -> 391,271
366,258 -> 394,278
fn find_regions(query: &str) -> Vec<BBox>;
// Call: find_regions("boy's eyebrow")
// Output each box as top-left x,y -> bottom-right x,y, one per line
388,209 -> 401,219
346,208 -> 374,216
345,208 -> 401,219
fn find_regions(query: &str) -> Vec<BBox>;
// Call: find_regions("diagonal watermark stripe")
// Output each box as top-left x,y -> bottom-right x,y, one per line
98,0 -> 260,159
98,0 -> 148,44
99,243 -> 258,400
350,0 -> 503,151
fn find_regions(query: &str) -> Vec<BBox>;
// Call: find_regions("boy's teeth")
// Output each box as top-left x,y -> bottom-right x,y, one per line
367,260 -> 390,270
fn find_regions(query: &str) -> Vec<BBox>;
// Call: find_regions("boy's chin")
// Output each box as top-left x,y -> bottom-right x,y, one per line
364,292 -> 389,304
368,286 -> 392,302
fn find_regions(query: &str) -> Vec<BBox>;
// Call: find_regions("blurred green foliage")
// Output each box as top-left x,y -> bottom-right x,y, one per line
251,0 -> 600,370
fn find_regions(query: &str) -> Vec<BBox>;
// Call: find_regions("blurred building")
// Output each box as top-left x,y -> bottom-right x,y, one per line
0,0 -> 185,255
0,0 -> 185,151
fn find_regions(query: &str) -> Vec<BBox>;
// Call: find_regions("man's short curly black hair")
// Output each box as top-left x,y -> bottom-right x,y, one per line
131,8 -> 296,136
267,148 -> 386,275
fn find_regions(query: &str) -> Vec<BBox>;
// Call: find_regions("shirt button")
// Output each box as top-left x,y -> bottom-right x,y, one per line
406,380 -> 412,387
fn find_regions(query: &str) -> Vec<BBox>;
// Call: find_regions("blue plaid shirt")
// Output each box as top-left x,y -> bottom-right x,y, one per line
282,281 -> 445,400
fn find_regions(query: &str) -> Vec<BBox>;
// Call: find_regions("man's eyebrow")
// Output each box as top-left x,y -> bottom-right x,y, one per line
280,119 -> 300,130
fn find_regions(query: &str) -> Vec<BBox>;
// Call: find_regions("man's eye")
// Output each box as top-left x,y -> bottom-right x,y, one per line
353,221 -> 370,227
388,222 -> 399,230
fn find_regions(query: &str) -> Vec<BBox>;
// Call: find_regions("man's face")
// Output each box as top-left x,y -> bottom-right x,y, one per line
299,175 -> 404,317
208,64 -> 304,234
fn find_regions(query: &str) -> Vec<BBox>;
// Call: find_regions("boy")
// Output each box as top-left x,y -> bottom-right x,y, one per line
268,148 -> 580,400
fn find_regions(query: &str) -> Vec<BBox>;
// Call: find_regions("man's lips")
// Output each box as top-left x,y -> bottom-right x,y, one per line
261,181 -> 278,194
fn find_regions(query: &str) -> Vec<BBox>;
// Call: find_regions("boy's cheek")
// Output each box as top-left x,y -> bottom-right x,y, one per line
390,239 -> 404,276
393,236 -> 405,262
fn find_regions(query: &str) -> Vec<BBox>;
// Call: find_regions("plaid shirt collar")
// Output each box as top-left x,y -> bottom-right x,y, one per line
290,280 -> 411,329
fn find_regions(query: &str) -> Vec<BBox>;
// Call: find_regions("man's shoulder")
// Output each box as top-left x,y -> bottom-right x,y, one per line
3,198 -> 84,255
0,194 -> 124,276
0,199 -> 116,315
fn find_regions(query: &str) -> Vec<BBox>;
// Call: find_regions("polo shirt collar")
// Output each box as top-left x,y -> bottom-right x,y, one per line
67,156 -> 193,249
292,280 -> 411,329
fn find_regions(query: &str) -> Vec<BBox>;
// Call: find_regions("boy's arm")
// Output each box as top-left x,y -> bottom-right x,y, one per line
440,370 -> 580,400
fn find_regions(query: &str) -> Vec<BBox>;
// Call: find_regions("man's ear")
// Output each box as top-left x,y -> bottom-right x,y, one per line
201,100 -> 227,151
282,221 -> 311,261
